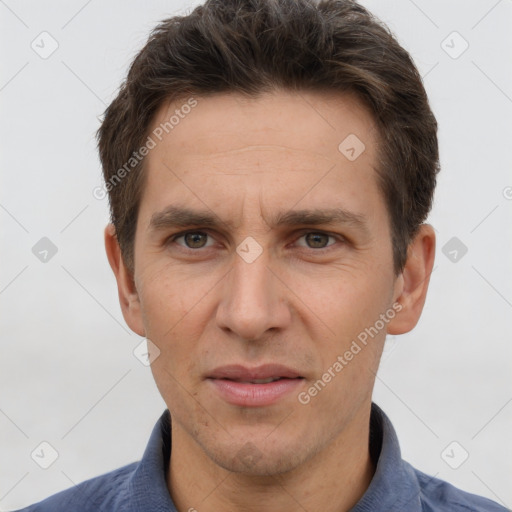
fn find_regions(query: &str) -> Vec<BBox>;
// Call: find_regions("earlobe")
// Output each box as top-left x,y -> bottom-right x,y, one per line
387,224 -> 436,335
104,224 -> 145,336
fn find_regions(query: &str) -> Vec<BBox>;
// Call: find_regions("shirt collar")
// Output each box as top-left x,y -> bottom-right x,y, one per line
125,403 -> 421,512
127,409 -> 176,511
350,402 -> 422,511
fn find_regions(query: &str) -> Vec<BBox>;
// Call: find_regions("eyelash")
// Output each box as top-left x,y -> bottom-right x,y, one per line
166,229 -> 345,254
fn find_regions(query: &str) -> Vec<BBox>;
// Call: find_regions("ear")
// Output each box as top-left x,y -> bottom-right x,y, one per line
104,224 -> 145,337
387,224 -> 436,335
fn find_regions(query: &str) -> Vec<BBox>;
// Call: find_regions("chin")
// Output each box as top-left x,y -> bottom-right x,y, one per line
200,434 -> 312,476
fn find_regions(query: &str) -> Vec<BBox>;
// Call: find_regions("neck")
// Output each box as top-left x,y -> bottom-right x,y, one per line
167,405 -> 375,512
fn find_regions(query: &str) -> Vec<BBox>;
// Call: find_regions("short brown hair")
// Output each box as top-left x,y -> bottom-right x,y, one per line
97,0 -> 440,275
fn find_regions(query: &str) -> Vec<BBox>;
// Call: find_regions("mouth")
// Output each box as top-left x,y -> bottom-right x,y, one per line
217,376 -> 301,384
207,363 -> 304,381
206,364 -> 305,406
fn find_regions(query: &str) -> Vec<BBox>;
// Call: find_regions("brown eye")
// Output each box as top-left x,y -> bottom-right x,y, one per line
295,232 -> 338,250
172,231 -> 212,249
304,232 -> 330,248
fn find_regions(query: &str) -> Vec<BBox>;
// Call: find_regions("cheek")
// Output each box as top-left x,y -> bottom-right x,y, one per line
300,278 -> 388,417
309,270 -> 393,377
138,263 -> 200,332
305,264 -> 392,330
138,268 -> 210,380
143,277 -> 198,409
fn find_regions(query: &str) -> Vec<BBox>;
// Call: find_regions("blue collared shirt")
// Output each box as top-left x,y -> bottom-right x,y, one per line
13,403 -> 508,511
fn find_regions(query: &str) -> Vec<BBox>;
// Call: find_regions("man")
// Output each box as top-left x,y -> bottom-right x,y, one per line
15,0 -> 507,510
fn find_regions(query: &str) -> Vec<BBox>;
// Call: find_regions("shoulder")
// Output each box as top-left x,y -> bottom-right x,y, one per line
12,461 -> 139,512
409,464 -> 508,512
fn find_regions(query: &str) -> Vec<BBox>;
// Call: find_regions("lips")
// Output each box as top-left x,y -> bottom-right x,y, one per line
207,364 -> 303,382
206,364 -> 305,406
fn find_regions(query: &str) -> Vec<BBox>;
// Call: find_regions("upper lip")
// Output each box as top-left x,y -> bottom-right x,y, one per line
207,364 -> 303,381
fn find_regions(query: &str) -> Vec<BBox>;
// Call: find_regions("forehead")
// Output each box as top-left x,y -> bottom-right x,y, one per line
149,89 -> 379,161
138,89 -> 385,234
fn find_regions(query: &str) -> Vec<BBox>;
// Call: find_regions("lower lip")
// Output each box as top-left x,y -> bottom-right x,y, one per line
208,378 -> 304,407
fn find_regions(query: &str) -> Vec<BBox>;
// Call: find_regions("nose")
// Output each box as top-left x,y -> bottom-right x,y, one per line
215,246 -> 291,342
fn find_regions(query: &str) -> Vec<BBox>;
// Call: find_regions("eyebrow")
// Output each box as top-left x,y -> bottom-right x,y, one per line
149,205 -> 370,235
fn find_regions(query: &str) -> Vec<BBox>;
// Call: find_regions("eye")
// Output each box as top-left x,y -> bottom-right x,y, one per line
294,231 -> 338,250
170,231 -> 214,250
168,230 -> 340,252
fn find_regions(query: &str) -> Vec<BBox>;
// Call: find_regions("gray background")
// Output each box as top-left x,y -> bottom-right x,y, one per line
1,0 -> 511,510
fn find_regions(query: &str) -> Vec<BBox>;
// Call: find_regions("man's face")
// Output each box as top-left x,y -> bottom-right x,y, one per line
129,90 -> 403,474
